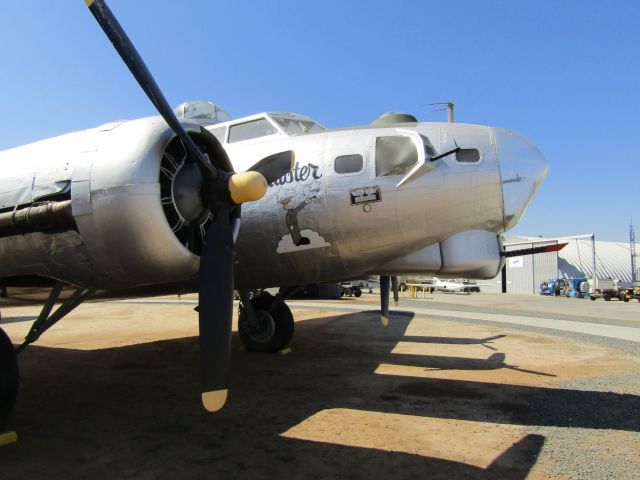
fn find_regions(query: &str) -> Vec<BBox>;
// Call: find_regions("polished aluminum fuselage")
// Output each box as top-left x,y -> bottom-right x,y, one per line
0,114 -> 547,298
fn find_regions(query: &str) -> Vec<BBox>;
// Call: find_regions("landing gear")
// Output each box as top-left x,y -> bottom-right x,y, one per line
238,292 -> 294,353
0,281 -> 92,430
0,327 -> 18,431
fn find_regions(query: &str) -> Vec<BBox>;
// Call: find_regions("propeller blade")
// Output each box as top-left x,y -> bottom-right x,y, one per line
380,275 -> 390,326
197,127 -> 268,204
198,211 -> 234,412
248,151 -> 295,185
502,242 -> 568,258
85,0 -> 216,181
391,275 -> 399,303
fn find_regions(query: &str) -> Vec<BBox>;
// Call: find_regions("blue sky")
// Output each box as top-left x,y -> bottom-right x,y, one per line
1,1 -> 638,241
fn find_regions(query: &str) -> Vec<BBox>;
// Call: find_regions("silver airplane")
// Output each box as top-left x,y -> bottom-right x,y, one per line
0,0 -> 550,430
420,277 -> 492,293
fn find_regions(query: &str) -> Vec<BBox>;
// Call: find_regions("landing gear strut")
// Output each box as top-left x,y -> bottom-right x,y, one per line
0,281 -> 92,430
238,291 -> 294,353
0,327 -> 18,432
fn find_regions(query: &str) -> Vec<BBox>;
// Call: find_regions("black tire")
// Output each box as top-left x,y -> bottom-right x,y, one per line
590,296 -> 596,301
603,294 -> 611,301
239,294 -> 294,353
0,327 -> 18,431
398,283 -> 406,292
343,288 -> 352,297
353,287 -> 362,297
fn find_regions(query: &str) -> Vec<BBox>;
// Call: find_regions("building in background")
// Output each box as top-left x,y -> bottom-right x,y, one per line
475,235 -> 640,295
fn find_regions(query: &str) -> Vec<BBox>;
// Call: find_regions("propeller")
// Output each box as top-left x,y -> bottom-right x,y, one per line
85,0 -> 291,412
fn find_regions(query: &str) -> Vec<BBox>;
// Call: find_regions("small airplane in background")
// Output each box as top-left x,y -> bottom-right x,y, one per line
428,277 -> 492,293
0,0 -> 561,430
401,277 -> 489,294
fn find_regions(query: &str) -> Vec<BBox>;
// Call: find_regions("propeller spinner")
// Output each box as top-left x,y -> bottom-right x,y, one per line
85,0 -> 292,411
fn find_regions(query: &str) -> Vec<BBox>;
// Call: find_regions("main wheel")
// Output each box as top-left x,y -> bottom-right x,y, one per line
0,327 -> 18,431
239,294 -> 294,353
353,287 -> 362,297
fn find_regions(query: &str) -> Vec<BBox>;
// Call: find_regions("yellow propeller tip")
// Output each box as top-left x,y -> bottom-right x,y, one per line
84,0 -> 95,6
229,171 -> 268,204
202,389 -> 228,412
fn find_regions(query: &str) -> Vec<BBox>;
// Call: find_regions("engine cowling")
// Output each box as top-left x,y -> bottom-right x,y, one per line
0,117 -> 211,290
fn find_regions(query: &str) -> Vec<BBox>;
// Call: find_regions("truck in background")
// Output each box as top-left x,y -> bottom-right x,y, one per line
589,278 -> 639,301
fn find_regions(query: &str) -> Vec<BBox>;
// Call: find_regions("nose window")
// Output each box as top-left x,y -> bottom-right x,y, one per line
375,136 -> 418,176
456,148 -> 480,163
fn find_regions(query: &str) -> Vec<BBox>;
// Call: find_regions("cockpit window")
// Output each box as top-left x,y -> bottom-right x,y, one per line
228,119 -> 278,143
272,117 -> 325,135
375,136 -> 418,177
335,154 -> 363,174
424,140 -> 437,158
456,148 -> 480,163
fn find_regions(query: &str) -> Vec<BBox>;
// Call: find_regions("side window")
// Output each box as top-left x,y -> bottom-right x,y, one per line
335,154 -> 363,174
456,148 -> 480,163
209,126 -> 226,143
228,119 -> 278,143
375,136 -> 418,177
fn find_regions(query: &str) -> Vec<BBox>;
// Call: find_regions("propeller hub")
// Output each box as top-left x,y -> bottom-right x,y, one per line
228,171 -> 268,204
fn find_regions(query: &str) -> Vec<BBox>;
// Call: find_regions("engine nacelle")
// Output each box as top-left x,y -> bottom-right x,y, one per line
0,117 -> 203,289
376,230 -> 503,279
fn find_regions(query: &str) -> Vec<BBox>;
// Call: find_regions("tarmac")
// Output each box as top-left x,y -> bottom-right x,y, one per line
0,291 -> 639,479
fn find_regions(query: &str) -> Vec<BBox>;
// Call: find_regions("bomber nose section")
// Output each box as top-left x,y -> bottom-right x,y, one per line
494,128 -> 548,231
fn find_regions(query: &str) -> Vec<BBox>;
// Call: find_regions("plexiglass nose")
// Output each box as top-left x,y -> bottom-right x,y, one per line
494,128 -> 549,231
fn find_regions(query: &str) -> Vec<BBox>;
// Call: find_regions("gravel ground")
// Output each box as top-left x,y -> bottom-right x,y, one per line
528,369 -> 640,479
1,293 -> 639,479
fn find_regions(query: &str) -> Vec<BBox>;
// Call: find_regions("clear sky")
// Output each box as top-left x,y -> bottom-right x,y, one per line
1,1 -> 638,241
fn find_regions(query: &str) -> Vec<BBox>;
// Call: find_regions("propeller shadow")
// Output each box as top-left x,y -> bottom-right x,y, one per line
401,334 -> 507,351
388,352 -> 556,377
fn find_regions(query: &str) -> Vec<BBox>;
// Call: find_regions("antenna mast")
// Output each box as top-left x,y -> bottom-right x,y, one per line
631,217 -> 637,283
428,102 -> 455,123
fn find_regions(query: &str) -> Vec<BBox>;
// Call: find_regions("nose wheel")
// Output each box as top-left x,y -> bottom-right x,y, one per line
0,327 -> 18,432
238,293 -> 294,353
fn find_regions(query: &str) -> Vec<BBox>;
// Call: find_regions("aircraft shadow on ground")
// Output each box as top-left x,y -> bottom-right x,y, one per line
0,316 -> 37,325
3,309 -> 637,478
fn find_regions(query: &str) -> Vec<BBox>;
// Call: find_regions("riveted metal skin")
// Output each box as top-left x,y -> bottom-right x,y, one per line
0,118 -> 547,295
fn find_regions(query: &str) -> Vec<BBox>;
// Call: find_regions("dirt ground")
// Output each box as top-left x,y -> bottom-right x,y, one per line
1,294 -> 639,479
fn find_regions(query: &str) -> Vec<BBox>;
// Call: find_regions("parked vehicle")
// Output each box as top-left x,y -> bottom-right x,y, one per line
340,282 -> 362,297
540,278 -> 588,297
590,278 -> 631,301
564,278 -> 589,298
618,286 -> 640,302
539,279 -> 558,295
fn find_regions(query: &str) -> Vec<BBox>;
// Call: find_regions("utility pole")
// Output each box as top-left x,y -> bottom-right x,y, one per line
428,102 -> 455,123
592,234 -> 597,291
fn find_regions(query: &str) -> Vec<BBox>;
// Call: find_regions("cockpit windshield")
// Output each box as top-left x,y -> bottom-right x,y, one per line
270,115 -> 325,136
